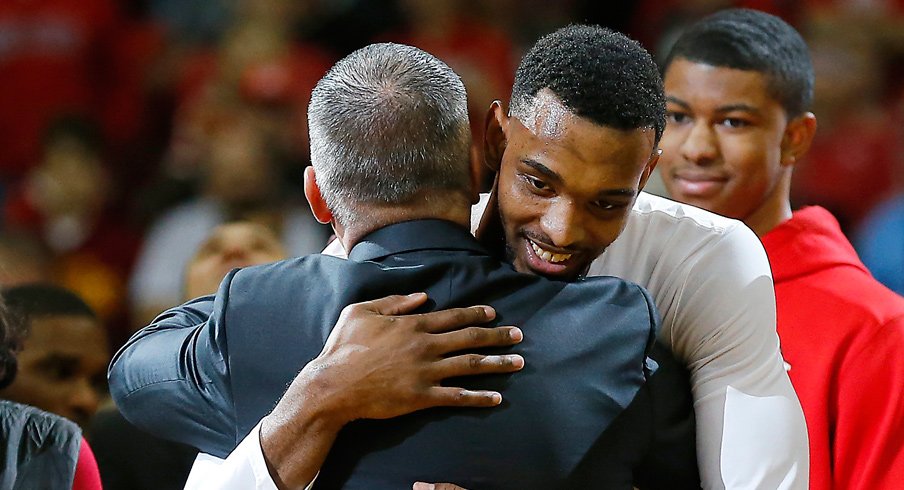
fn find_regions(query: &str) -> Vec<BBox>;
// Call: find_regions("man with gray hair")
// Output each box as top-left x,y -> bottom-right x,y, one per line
306,43 -> 473,228
110,42 -> 698,489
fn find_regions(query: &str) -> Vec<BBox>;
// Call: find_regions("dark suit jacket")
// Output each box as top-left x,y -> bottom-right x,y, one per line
110,219 -> 698,489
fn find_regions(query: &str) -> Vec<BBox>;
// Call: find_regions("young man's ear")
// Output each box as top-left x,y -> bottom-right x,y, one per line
303,166 -> 333,225
483,100 -> 509,173
781,112 -> 817,167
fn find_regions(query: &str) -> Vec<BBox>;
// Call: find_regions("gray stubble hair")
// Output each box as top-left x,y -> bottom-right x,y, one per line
307,43 -> 472,226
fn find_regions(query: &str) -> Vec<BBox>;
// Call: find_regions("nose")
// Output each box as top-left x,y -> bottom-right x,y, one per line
69,377 -> 100,423
680,121 -> 718,165
540,199 -> 585,248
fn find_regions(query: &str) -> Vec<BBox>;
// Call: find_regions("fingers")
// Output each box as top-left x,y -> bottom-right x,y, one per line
427,386 -> 504,408
357,293 -> 429,315
414,483 -> 469,490
433,353 -> 525,378
412,305 -> 497,334
432,326 -> 522,354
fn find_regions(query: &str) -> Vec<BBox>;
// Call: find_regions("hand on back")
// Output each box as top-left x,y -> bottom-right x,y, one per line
285,292 -> 524,428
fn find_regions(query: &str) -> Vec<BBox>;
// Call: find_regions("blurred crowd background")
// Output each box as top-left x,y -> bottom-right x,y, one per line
1,0 -> 903,353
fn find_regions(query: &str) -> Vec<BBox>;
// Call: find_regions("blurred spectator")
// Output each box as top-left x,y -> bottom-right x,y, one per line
387,0 -> 516,114
791,18 -> 899,232
856,194 -> 904,296
380,0 -> 518,189
3,116 -> 142,345
167,0 -> 332,176
129,109 -> 328,329
301,0 -> 404,56
0,290 -> 103,489
0,231 -> 52,286
854,95 -> 904,296
0,284 -> 109,431
183,221 -> 286,298
0,0 -> 143,182
92,221 -> 286,490
149,0 -> 235,48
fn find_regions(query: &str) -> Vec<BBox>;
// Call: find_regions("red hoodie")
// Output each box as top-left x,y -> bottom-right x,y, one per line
762,206 -> 904,490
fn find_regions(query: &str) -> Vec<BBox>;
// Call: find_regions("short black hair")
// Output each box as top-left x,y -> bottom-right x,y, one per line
0,294 -> 25,389
3,284 -> 98,326
662,8 -> 814,116
511,24 -> 666,143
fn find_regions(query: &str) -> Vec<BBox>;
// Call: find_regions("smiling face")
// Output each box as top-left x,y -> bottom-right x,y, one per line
659,58 -> 793,229
495,91 -> 657,280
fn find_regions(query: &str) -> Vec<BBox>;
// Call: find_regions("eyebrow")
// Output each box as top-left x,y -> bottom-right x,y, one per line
522,158 -> 562,183
666,96 -> 690,109
521,158 -> 638,199
715,103 -> 761,115
667,96 -> 761,115
38,354 -> 80,364
596,188 -> 637,200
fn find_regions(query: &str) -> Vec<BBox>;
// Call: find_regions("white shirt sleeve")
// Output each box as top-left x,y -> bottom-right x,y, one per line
589,194 -> 809,489
667,225 -> 808,490
183,421 -> 317,490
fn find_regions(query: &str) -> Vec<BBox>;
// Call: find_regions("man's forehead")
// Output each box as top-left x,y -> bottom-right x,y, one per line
26,315 -> 105,346
514,89 -> 658,150
515,89 -> 573,138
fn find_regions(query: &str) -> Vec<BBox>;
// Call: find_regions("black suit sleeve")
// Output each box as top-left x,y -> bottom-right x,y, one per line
108,269 -> 240,458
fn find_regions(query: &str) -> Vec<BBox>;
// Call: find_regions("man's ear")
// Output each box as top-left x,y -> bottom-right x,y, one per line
781,112 -> 817,167
484,100 -> 508,173
638,149 -> 661,191
303,166 -> 333,224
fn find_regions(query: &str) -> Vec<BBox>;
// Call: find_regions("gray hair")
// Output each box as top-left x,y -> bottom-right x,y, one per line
308,43 -> 472,225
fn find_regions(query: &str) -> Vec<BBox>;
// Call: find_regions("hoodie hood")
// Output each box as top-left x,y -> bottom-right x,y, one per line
761,206 -> 869,283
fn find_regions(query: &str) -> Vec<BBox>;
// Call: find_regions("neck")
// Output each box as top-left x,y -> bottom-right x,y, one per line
336,195 -> 472,251
744,170 -> 793,237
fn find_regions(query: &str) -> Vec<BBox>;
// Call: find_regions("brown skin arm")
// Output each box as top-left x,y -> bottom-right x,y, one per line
259,292 -> 524,489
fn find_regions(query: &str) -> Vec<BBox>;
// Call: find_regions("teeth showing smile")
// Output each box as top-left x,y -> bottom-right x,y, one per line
530,241 -> 573,264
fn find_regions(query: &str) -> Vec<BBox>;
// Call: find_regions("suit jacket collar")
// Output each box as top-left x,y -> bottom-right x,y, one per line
348,219 -> 487,262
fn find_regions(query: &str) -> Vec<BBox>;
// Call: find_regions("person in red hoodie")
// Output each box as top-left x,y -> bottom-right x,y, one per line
657,8 -> 904,490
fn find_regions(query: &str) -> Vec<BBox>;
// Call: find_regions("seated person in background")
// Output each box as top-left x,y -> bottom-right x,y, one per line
3,115 -> 142,344
0,291 -> 102,489
656,8 -> 904,489
128,109 -> 329,329
0,284 -> 109,431
182,221 -> 287,299
90,221 -> 287,490
855,193 -> 904,296
111,42 -> 699,489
